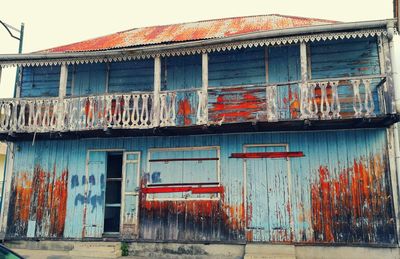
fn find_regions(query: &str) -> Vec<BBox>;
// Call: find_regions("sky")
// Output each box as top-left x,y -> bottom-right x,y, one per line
0,0 -> 396,98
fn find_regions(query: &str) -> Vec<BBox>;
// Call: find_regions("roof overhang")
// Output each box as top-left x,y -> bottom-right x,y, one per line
0,19 -> 396,68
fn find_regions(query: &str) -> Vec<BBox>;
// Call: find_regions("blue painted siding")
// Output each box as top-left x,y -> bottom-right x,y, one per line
108,59 -> 154,93
209,47 -> 266,87
21,66 -> 73,97
72,63 -> 107,96
162,55 -> 202,90
310,37 -> 380,79
7,128 -> 395,244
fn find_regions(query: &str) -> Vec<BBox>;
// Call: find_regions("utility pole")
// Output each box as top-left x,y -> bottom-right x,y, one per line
0,20 -> 24,229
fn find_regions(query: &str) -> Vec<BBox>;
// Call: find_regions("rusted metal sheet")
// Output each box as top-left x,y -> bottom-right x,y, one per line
42,15 -> 335,53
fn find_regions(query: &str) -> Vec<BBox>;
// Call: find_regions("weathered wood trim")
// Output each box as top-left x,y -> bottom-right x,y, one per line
264,47 -> 269,83
202,53 -> 208,92
306,44 -> 312,80
153,57 -> 161,126
58,64 -> 68,98
382,36 -> 395,114
105,63 -> 110,93
0,67 -> 2,86
0,143 -> 14,236
300,42 -> 308,83
387,126 -> 400,246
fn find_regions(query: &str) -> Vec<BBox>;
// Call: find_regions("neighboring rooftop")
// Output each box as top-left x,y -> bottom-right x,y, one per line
41,14 -> 337,53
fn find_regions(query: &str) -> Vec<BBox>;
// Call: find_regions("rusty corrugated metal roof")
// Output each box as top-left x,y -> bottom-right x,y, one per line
42,14 -> 338,53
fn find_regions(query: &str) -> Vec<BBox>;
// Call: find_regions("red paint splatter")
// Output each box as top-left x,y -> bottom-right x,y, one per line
177,98 -> 193,125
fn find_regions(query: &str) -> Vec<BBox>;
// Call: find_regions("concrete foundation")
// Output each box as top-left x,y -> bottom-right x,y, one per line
3,241 -> 400,259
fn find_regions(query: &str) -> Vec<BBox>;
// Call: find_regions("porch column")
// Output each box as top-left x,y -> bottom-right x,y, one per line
300,42 -> 308,84
0,67 -> 2,87
58,64 -> 68,130
153,56 -> 161,127
197,53 -> 208,124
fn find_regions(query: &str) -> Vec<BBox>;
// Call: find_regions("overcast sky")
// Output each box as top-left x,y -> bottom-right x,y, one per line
0,0 -> 396,97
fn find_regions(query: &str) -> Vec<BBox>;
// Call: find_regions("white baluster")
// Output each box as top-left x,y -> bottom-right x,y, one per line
140,94 -> 150,128
121,95 -> 131,128
168,92 -> 176,126
131,95 -> 140,127
308,83 -> 318,119
27,100 -> 35,132
351,80 -> 363,118
330,81 -> 341,119
34,100 -> 43,130
42,100 -> 51,131
320,82 -> 331,119
113,95 -> 122,128
159,93 -> 168,127
105,95 -> 114,128
49,99 -> 59,130
266,85 -> 278,121
300,83 -> 310,119
17,100 -> 26,131
363,79 -> 375,117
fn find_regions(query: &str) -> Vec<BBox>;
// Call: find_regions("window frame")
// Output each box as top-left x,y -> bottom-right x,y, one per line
146,145 -> 221,201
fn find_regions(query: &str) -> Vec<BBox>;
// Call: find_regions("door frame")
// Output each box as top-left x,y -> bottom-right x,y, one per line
120,151 -> 141,236
243,143 -> 294,240
84,148 -> 124,237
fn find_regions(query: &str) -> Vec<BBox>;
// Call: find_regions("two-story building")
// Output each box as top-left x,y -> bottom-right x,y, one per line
0,14 -> 399,258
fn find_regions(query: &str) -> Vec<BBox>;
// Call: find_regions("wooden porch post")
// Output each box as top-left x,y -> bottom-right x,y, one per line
153,56 -> 161,127
300,42 -> 308,83
58,64 -> 68,130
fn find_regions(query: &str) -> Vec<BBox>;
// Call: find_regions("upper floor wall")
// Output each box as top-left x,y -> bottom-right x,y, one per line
19,37 -> 380,98
0,35 -> 394,138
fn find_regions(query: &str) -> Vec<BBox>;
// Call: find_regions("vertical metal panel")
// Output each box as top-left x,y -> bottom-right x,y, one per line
6,128 -> 397,244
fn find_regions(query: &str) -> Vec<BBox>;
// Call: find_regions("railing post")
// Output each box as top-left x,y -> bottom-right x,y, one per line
153,56 -> 161,127
299,42 -> 309,119
58,64 -> 68,131
197,52 -> 208,125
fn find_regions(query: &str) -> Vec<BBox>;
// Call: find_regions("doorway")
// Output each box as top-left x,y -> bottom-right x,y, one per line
104,152 -> 123,234
244,144 -> 293,242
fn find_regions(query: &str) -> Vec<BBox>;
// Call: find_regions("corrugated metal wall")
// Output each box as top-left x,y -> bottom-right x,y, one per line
6,128 -> 396,244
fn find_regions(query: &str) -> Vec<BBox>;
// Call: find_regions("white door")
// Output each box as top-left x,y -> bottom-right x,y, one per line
120,152 -> 141,239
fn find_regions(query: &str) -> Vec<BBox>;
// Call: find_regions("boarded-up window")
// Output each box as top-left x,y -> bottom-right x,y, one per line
146,146 -> 220,199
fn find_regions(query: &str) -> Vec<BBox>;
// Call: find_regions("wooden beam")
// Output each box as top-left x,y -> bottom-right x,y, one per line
59,64 -> 68,98
149,157 -> 218,162
202,53 -> 208,91
264,47 -> 269,83
300,42 -> 308,83
153,56 -> 161,126
142,186 -> 223,194
230,151 -> 305,159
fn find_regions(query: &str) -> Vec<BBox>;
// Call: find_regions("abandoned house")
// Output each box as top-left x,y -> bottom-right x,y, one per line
0,14 -> 399,257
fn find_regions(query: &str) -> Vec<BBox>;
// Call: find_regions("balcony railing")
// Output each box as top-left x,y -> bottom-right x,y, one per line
0,75 -> 390,134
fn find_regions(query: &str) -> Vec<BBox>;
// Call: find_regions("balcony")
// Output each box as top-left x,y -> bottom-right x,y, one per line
0,75 -> 395,139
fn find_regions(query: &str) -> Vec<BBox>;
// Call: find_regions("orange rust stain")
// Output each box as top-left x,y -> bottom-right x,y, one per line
11,165 -> 68,238
177,98 -> 193,125
311,155 -> 395,243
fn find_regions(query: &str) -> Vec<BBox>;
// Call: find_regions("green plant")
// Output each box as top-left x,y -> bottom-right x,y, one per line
121,242 -> 129,256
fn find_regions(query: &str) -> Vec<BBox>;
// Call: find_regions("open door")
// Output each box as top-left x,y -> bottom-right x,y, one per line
84,150 -> 107,238
120,152 -> 141,239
